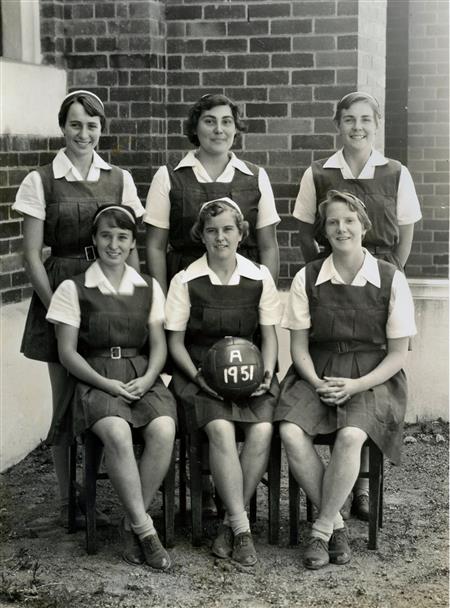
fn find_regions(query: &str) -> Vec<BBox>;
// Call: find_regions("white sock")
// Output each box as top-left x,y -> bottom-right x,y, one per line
228,511 -> 250,536
311,518 -> 333,542
333,512 -> 345,531
223,512 -> 231,527
130,514 -> 156,540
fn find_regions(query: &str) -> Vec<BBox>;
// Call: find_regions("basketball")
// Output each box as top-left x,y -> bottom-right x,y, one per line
202,336 -> 264,401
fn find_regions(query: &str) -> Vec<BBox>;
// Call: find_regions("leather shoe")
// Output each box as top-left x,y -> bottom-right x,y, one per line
120,518 -> 144,565
352,493 -> 369,521
212,524 -> 233,559
303,536 -> 329,570
232,531 -> 257,566
329,527 -> 351,565
140,533 -> 171,570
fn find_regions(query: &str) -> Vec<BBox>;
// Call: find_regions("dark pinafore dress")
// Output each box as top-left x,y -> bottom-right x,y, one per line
166,161 -> 261,282
170,274 -> 280,432
274,258 -> 407,464
49,272 -> 177,443
21,163 -> 124,362
312,158 -> 403,269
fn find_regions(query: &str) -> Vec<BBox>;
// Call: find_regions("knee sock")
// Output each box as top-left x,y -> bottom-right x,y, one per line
130,514 -> 156,540
333,512 -> 345,531
228,511 -> 250,536
223,512 -> 231,527
311,518 -> 333,542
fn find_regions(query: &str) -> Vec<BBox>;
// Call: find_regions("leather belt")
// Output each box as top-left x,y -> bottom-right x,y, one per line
52,246 -> 96,261
311,341 -> 386,354
365,245 -> 392,255
89,347 -> 140,359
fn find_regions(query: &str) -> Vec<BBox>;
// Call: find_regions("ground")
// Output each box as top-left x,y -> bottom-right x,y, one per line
0,420 -> 448,608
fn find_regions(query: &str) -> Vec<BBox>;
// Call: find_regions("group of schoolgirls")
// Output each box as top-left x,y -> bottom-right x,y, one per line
13,89 -> 419,572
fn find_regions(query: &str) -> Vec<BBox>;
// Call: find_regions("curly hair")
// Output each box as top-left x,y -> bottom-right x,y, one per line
184,94 -> 247,146
190,200 -> 249,243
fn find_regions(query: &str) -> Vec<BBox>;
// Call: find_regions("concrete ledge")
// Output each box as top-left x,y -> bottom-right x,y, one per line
1,280 -> 448,471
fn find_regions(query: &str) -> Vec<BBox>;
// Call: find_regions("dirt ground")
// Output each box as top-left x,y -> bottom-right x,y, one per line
0,420 -> 448,608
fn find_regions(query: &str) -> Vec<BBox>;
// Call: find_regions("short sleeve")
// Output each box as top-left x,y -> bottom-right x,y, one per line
164,272 -> 191,331
386,271 -> 417,338
292,167 -> 317,224
396,166 -> 422,225
143,166 -> 171,229
149,279 -> 166,325
281,268 -> 311,330
46,280 -> 81,328
12,171 -> 46,220
121,169 -> 144,218
258,265 -> 282,325
256,168 -> 280,228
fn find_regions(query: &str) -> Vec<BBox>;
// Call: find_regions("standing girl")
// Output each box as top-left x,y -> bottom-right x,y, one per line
46,205 -> 176,569
165,198 -> 281,565
275,190 -> 416,569
13,91 -> 145,525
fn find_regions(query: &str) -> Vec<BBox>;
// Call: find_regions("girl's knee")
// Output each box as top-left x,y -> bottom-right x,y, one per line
94,418 -> 133,454
144,416 -> 176,444
280,421 -> 310,449
205,420 -> 236,451
335,426 -> 367,450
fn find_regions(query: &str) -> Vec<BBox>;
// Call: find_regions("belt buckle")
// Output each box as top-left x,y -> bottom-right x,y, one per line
85,246 -> 96,261
110,346 -> 121,359
338,342 -> 349,354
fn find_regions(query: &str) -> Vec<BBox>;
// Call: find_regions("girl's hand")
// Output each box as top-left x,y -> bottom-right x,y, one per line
105,379 -> 139,402
321,376 -> 362,405
315,378 -> 339,406
194,370 -> 223,400
124,377 -> 152,399
251,370 -> 272,397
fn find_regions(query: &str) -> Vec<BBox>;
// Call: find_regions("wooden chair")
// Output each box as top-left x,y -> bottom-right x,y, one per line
288,434 -> 384,550
179,424 -> 281,546
68,430 -> 176,554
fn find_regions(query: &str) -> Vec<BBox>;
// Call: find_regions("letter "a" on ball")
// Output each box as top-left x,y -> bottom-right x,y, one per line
229,349 -> 243,363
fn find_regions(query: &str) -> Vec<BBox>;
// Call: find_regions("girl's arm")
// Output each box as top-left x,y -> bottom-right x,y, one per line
251,324 -> 278,396
257,225 -> 280,284
297,220 -> 320,264
57,324 -> 138,401
23,216 -> 53,309
290,328 -> 324,389
394,224 -> 414,268
127,247 -> 142,273
320,337 -> 409,405
146,226 -> 169,294
125,320 -> 167,396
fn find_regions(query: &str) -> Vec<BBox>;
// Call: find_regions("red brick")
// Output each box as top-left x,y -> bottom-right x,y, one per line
293,1 -> 336,17
185,55 -> 226,70
206,39 -> 248,53
248,4 -> 291,18
250,37 -> 291,53
271,19 -> 312,35
272,53 -> 313,68
95,3 -> 116,18
168,39 -> 203,54
292,135 -> 334,150
166,5 -> 203,21
292,102 -> 334,117
168,71 -> 200,87
247,71 -> 289,86
74,38 -> 95,53
203,72 -> 244,86
227,21 -> 269,37
226,88 -> 268,102
269,87 -> 312,102
315,17 -> 358,34
186,22 -> 226,37
204,5 -> 247,20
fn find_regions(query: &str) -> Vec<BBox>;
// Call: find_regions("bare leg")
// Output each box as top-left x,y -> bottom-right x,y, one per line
204,419 -> 244,517
91,417 -> 147,526
239,422 -> 273,506
48,362 -> 72,503
139,416 -> 176,511
355,446 -> 369,493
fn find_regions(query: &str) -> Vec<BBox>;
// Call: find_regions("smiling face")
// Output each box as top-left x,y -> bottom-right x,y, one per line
336,100 -> 378,155
61,101 -> 101,162
195,105 -> 236,156
201,209 -> 242,261
324,201 -> 366,253
93,215 -> 135,270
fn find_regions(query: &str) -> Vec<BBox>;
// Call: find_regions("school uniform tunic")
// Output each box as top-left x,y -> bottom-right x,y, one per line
293,149 -> 422,269
46,262 -> 177,443
13,149 -> 144,362
165,253 -> 282,431
144,151 -> 280,280
274,251 -> 416,464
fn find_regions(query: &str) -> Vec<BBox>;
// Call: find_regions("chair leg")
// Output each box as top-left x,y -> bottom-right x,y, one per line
268,432 -> 281,545
178,435 -> 187,521
84,432 -> 99,555
368,442 -> 382,550
162,446 -> 176,548
188,432 -> 203,546
379,457 -> 384,529
289,471 -> 300,546
68,442 -> 78,534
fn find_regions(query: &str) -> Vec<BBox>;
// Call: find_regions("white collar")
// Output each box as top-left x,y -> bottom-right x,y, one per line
323,148 -> 388,178
52,149 -> 111,179
181,252 -> 264,284
315,249 -> 381,288
85,261 -> 148,294
174,151 -> 254,176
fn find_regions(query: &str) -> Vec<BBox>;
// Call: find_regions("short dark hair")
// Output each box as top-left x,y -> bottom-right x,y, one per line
334,91 -> 381,126
92,204 -> 138,240
184,94 -> 247,146
315,190 -> 372,239
190,200 -> 249,243
58,92 -> 106,130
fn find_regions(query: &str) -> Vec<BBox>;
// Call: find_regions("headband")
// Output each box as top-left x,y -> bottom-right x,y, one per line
93,205 -> 136,225
63,89 -> 104,109
199,197 -> 244,219
338,91 -> 380,108
327,190 -> 367,209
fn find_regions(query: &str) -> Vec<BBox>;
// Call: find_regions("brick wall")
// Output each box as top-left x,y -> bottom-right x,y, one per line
165,0 -> 386,288
405,0 -> 449,277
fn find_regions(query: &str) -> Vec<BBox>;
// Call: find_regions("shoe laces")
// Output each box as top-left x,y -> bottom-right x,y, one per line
235,532 -> 252,548
308,536 -> 328,551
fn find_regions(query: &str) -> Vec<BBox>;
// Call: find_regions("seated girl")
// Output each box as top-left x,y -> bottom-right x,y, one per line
46,204 -> 177,570
274,190 -> 416,569
165,198 -> 281,566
